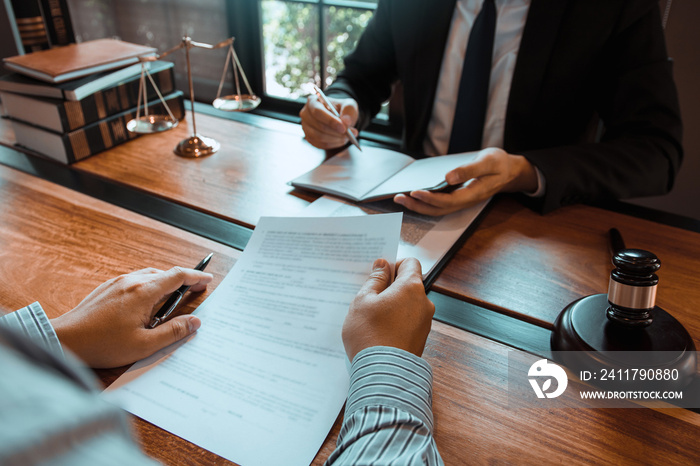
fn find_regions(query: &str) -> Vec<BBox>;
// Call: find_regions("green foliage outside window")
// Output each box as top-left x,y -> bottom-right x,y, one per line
262,1 -> 374,99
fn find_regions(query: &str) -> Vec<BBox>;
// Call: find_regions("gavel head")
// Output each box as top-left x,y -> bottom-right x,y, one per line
606,249 -> 660,327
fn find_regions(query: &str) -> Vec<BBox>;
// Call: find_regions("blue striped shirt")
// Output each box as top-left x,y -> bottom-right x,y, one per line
1,303 -> 442,465
326,347 -> 443,465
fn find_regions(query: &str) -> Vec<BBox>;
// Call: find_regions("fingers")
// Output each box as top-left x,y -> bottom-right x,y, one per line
300,95 -> 359,149
304,95 -> 346,132
337,100 -> 359,128
394,191 -> 478,216
130,267 -> 163,275
152,266 -> 213,299
446,158 -> 493,185
356,258 -> 392,298
157,267 -> 214,293
143,315 -> 201,353
394,257 -> 423,284
391,151 -> 501,216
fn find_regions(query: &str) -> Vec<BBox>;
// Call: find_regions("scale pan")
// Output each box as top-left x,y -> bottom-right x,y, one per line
126,115 -> 179,134
213,94 -> 261,112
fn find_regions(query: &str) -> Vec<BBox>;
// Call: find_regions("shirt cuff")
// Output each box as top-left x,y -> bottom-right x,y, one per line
523,165 -> 546,198
0,302 -> 64,357
346,346 -> 434,431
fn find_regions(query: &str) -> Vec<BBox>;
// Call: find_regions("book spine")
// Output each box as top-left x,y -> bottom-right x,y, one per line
59,66 -> 176,131
64,91 -> 185,163
8,0 -> 50,52
37,0 -> 75,46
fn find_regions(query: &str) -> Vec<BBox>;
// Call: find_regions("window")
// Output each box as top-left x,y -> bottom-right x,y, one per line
260,0 -> 377,101
65,0 -> 391,129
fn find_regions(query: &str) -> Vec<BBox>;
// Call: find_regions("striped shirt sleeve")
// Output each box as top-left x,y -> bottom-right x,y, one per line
326,346 -> 443,465
0,302 -> 63,357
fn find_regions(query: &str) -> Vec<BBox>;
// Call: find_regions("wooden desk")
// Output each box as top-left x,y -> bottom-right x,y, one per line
2,164 -> 700,464
7,107 -> 694,350
74,110 -> 320,229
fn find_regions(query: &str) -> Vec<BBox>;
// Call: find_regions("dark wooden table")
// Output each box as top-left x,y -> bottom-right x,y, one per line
1,108 -> 699,464
56,108 -> 700,350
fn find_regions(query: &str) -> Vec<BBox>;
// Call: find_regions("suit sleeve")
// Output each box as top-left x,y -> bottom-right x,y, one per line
326,0 -> 399,131
519,1 -> 683,213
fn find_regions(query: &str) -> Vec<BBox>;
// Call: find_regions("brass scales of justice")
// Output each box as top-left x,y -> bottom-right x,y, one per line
126,36 -> 260,158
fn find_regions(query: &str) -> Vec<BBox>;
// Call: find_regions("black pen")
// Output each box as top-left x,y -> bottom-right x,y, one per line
149,252 -> 214,328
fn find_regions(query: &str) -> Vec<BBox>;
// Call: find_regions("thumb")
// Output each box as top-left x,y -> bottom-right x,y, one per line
446,164 -> 475,185
146,315 -> 201,351
338,101 -> 359,127
358,259 -> 392,297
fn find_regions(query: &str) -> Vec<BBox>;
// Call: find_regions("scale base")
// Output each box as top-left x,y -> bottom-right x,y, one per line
174,135 -> 219,158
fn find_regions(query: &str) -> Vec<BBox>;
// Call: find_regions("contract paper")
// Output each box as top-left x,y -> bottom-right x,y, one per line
301,195 -> 489,280
105,214 -> 402,466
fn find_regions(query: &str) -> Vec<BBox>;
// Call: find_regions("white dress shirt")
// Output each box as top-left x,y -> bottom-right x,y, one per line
424,0 -> 531,156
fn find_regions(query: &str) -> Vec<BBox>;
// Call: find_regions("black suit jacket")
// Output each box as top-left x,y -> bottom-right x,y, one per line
328,0 -> 683,213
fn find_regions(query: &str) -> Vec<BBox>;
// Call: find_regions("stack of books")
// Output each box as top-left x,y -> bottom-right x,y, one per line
0,39 -> 185,164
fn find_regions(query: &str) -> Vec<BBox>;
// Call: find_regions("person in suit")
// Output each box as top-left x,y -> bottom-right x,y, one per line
0,260 -> 442,464
300,0 -> 682,215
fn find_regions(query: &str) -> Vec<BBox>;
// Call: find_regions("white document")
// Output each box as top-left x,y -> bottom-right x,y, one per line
105,214 -> 402,466
301,195 -> 489,281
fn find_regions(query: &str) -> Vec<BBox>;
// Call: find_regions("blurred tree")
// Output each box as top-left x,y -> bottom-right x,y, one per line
262,2 -> 374,99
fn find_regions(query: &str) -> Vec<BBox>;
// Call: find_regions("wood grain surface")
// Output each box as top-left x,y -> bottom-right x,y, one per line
74,111 -> 322,229
1,110 -> 698,348
132,319 -> 700,465
1,152 -> 700,464
0,165 -> 238,317
432,196 -> 700,351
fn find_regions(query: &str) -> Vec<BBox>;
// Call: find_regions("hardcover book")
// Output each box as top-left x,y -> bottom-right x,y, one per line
1,61 -> 175,132
8,0 -> 50,52
3,38 -> 157,83
10,90 -> 184,164
39,0 -> 75,47
0,60 -> 169,101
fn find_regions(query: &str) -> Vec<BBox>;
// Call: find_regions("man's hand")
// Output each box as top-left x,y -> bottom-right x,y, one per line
394,147 -> 538,216
51,267 -> 213,368
300,94 -> 360,149
342,258 -> 435,362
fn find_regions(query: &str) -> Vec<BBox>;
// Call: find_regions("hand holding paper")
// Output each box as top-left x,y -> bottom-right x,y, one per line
342,257 -> 435,361
106,214 -> 402,466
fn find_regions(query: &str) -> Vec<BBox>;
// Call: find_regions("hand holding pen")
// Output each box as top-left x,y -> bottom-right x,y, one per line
311,84 -> 362,151
150,252 -> 214,328
51,257 -> 214,368
300,83 -> 362,150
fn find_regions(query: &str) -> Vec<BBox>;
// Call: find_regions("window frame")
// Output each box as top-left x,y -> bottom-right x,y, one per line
227,0 -> 398,144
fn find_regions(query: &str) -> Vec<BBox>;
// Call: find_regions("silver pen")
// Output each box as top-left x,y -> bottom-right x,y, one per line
312,84 -> 362,151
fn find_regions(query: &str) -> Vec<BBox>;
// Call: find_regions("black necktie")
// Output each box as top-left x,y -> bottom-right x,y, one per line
448,0 -> 497,154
